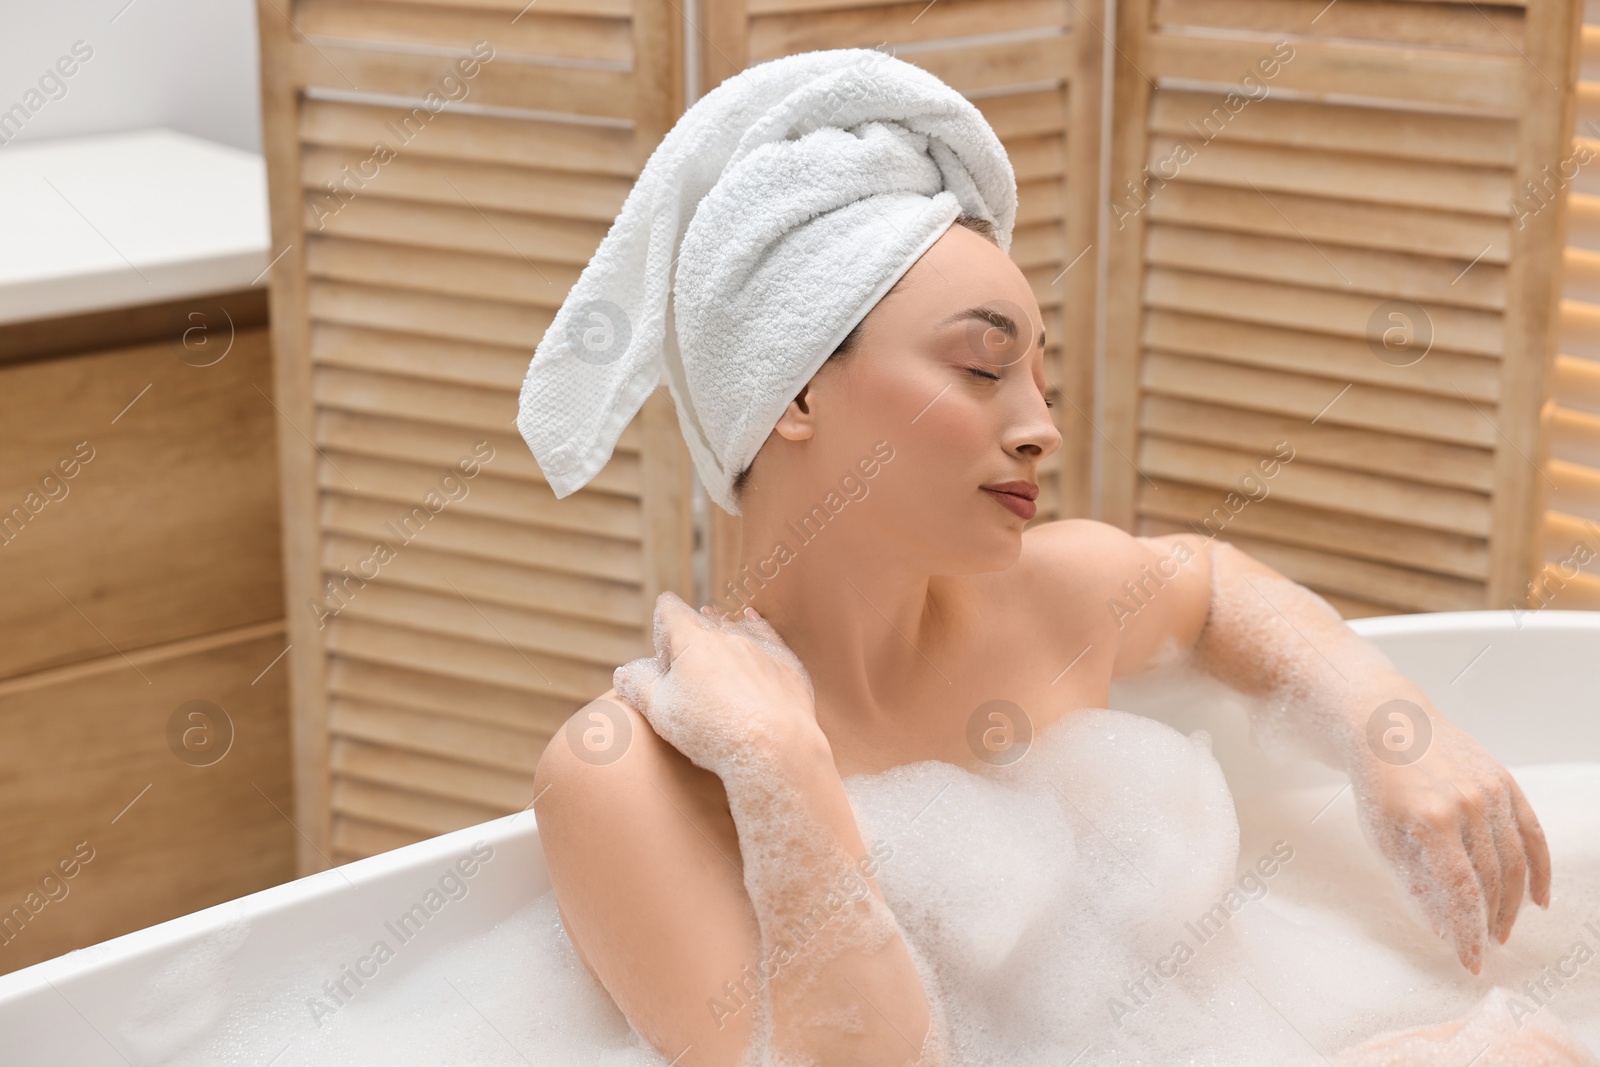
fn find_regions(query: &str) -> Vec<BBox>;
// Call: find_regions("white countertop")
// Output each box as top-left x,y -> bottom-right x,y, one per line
0,128 -> 270,325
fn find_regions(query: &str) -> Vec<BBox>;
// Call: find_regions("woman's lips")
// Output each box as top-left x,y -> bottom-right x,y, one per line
982,487 -> 1037,520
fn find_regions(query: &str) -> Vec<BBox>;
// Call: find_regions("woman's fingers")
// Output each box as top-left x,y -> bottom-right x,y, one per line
653,591 -> 714,665
1508,774 -> 1553,909
1456,798 -> 1503,955
613,654 -> 665,714
1429,827 -> 1489,973
1482,786 -> 1527,943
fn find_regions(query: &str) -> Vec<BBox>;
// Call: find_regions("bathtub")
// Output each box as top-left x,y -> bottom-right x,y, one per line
2,609 -> 1596,1064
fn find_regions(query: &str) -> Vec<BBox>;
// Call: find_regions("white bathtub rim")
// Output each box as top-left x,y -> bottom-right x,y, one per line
0,808 -> 541,1008
1344,607 -> 1598,639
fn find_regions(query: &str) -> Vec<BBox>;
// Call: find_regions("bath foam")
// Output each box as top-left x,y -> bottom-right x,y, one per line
110,709 -> 1600,1065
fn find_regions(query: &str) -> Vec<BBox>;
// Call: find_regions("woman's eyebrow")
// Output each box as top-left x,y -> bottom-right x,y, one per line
936,305 -> 1047,352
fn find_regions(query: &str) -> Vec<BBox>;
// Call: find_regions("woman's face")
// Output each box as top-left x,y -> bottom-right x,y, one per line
774,221 -> 1062,575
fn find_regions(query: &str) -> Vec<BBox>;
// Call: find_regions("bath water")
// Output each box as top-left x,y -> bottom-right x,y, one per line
113,698 -> 1600,1066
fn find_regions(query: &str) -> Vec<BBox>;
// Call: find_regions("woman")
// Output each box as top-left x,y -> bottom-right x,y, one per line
518,51 -> 1556,1067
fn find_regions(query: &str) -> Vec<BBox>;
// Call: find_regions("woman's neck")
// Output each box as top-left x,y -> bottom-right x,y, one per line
720,509 -> 960,726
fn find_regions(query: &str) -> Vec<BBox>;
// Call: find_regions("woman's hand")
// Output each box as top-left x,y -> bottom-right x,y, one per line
612,591 -> 822,779
1349,706 -> 1552,974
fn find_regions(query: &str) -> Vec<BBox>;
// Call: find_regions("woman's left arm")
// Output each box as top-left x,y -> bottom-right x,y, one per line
1105,528 -> 1552,975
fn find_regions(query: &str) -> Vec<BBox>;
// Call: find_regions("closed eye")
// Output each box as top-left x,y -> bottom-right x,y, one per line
967,366 -> 1057,409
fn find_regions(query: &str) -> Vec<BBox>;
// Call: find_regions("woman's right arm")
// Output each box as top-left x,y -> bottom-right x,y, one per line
534,597 -> 944,1067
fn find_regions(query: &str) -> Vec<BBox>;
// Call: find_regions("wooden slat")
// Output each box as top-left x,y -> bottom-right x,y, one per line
1140,351 -> 1497,448
311,362 -> 516,433
1144,134 -> 1513,217
312,448 -> 643,539
1546,458 -> 1600,520
1142,309 -> 1502,402
1145,223 -> 1506,310
1149,88 -> 1518,168
1152,0 -> 1523,52
300,145 -> 631,223
1563,193 -> 1600,252
1143,268 -> 1504,358
1138,393 -> 1496,492
311,322 -> 530,392
326,614 -> 614,703
1145,32 -> 1522,114
315,194 -> 607,266
309,279 -> 552,348
299,98 -> 637,176
1550,404 -> 1600,467
321,532 -> 644,626
290,42 -> 636,120
319,494 -> 646,585
307,235 -> 578,311
895,33 -> 1073,96
352,0 -> 632,16
974,88 -> 1069,139
1139,435 -> 1493,535
314,407 -> 633,490
1562,298 -> 1600,361
331,775 -> 508,837
1005,132 -> 1069,184
296,0 -> 634,64
1526,561 -> 1600,607
331,736 -> 536,811
749,0 -> 1068,55
315,573 -> 645,666
328,653 -> 578,734
1140,513 -> 1414,614
1554,352 -> 1600,414
331,813 -> 431,859
1141,519 -> 1485,610
1138,478 -> 1491,578
1145,181 -> 1512,263
330,695 -> 546,771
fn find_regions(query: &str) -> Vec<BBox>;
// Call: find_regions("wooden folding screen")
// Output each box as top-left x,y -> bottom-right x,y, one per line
1102,0 -> 1585,617
697,0 -> 1105,593
1538,10 -> 1600,609
257,0 -> 689,871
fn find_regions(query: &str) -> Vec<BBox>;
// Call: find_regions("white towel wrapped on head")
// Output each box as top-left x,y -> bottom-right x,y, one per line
515,47 -> 1017,515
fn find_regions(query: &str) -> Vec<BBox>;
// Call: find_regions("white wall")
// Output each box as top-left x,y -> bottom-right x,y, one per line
0,0 -> 262,153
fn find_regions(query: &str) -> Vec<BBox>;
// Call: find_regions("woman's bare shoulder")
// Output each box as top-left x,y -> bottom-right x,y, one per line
534,688 -> 732,832
1014,518 -> 1139,595
1016,517 -> 1213,674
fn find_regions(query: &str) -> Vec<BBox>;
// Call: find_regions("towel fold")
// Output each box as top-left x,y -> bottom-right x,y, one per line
515,47 -> 1017,515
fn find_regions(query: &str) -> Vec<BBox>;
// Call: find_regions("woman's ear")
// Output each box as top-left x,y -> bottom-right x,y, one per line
772,383 -> 817,442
